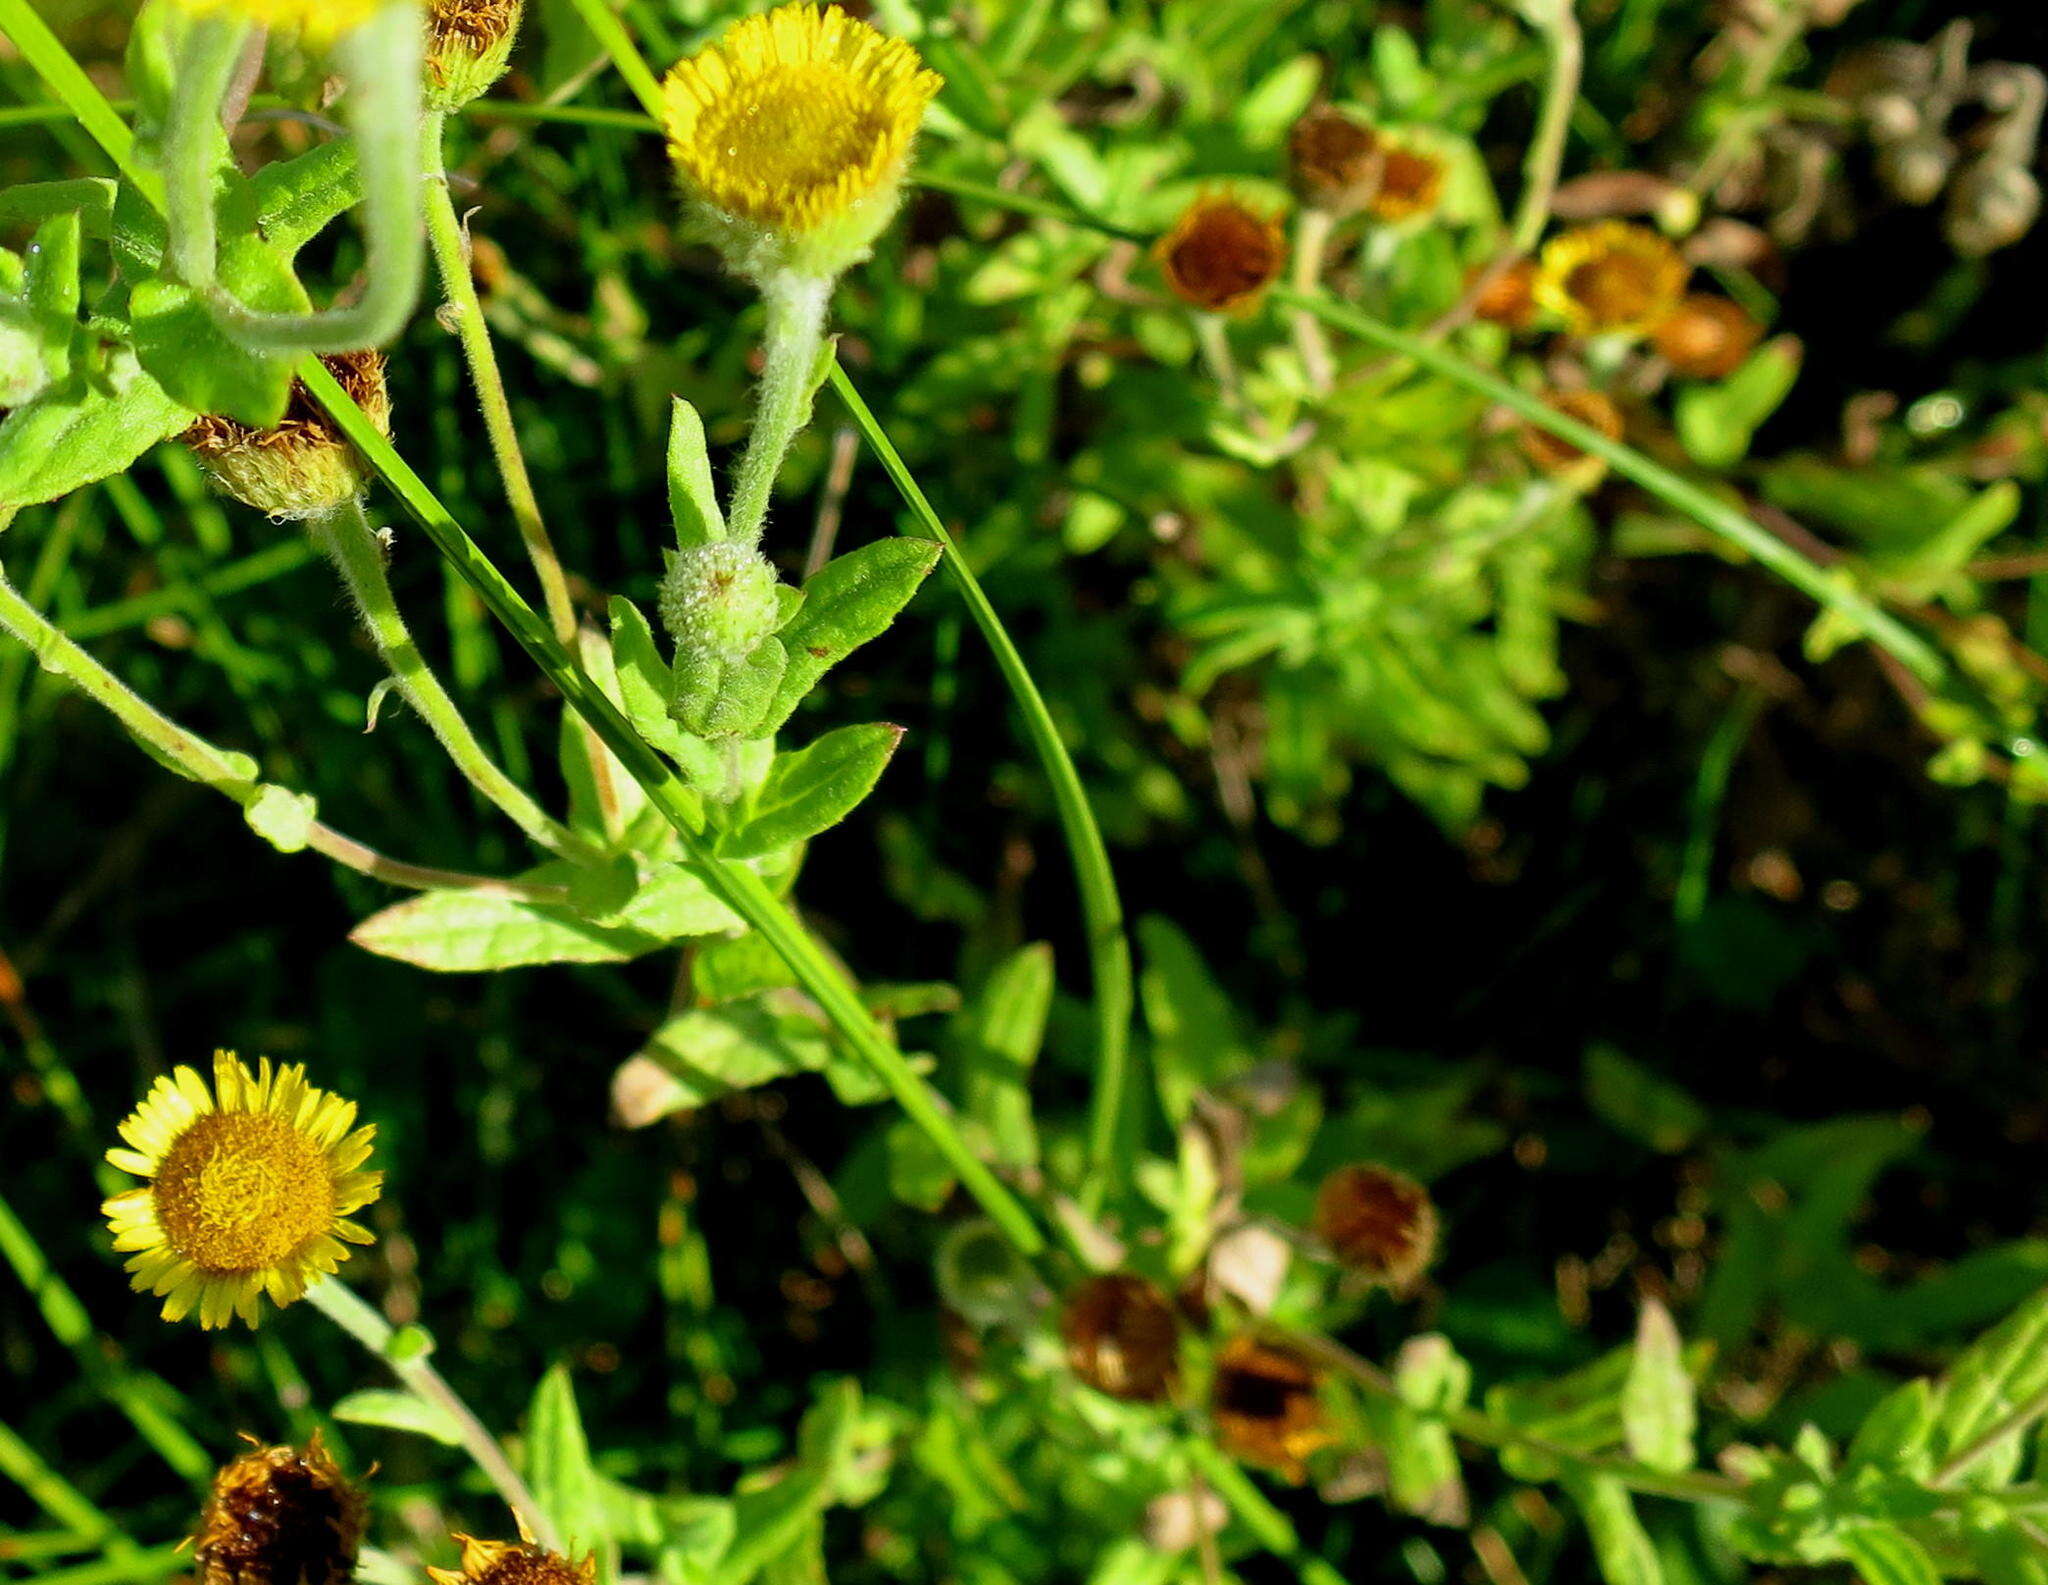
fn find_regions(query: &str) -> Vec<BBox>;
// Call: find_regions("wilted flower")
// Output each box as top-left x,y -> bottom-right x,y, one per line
1470,257 -> 1539,331
1518,388 -> 1626,479
1060,1273 -> 1180,1403
426,0 -> 525,110
427,1535 -> 597,1585
1156,196 -> 1287,315
1653,294 -> 1762,379
662,3 -> 941,281
1210,1335 -> 1332,1480
1534,220 -> 1690,336
192,1436 -> 366,1585
184,352 -> 390,520
102,1052 -> 382,1329
1312,1163 -> 1439,1288
1287,107 -> 1380,214
1368,140 -> 1445,222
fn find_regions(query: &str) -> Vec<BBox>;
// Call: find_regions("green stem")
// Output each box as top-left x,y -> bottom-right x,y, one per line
161,14 -> 246,287
1183,1439 -> 1350,1585
421,112 -> 579,648
1510,0 -> 1584,255
308,499 -> 586,859
561,0 -> 666,119
302,1278 -> 561,1552
729,272 -> 831,547
1288,207 -> 1337,394
825,362 -> 1136,1217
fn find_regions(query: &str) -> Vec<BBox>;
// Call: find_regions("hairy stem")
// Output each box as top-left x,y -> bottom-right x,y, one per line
160,14 -> 246,288
308,499 -> 586,859
303,1278 -> 561,1552
728,271 -> 830,546
421,111 -> 578,647
1288,208 -> 1337,394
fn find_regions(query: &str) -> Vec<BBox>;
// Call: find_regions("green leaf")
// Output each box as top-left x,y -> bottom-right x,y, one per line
723,723 -> 903,859
332,1388 -> 465,1447
1929,1286 -> 2048,1481
1137,915 -> 1250,1126
666,398 -> 725,549
719,1381 -> 860,1585
252,140 -> 361,259
1846,1378 -> 1939,1477
0,348 -> 193,510
243,784 -> 316,854
1564,1473 -> 1665,1585
1583,1045 -> 1708,1153
757,537 -> 942,735
885,1117 -> 956,1212
1622,1298 -> 1696,1474
954,943 -> 1051,1170
131,234 -> 308,426
0,180 -> 116,240
1966,1505 -> 2048,1585
528,1365 -> 614,1577
620,999 -> 836,1119
1838,1523 -> 1941,1585
1675,337 -> 1802,470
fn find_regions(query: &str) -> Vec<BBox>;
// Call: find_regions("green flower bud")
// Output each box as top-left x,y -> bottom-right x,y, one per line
658,541 -> 783,663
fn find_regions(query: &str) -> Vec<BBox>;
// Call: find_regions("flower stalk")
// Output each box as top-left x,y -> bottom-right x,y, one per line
728,272 -> 830,545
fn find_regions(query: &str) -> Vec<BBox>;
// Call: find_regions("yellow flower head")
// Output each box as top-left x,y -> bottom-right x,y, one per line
662,3 -> 941,279
427,1534 -> 597,1585
172,0 -> 391,46
102,1052 -> 382,1330
1534,220 -> 1690,337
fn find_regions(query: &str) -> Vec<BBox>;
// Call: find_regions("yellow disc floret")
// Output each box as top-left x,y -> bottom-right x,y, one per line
102,1052 -> 382,1330
662,3 -> 940,276
1534,219 -> 1691,337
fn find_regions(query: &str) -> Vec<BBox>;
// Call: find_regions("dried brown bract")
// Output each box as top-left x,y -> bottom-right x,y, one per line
1060,1273 -> 1180,1402
1156,197 -> 1286,315
428,1536 -> 598,1585
184,351 -> 390,520
192,1435 -> 366,1585
1209,1334 -> 1331,1480
1287,107 -> 1380,214
1312,1163 -> 1439,1288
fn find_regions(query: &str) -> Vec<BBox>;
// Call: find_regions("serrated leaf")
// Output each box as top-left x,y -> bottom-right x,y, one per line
528,1365 -> 613,1577
757,537 -> 941,735
1623,1299 -> 1696,1474
1839,1522 -> 1941,1585
723,723 -> 902,859
955,942 -> 1051,1170
333,1388 -> 465,1446
1564,1473 -> 1665,1585
0,349 -> 192,510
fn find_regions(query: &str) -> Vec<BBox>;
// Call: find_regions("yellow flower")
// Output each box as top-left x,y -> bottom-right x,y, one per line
662,2 -> 941,278
1534,220 -> 1690,336
427,1534 -> 596,1585
102,1052 -> 381,1330
173,0 -> 390,45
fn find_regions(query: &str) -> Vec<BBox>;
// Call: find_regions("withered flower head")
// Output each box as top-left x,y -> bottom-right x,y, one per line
1368,141 -> 1445,222
1470,257 -> 1539,332
1533,220 -> 1689,337
184,352 -> 390,522
1210,1335 -> 1332,1480
427,1535 -> 597,1585
1312,1163 -> 1439,1288
1287,107 -> 1380,214
1156,196 -> 1287,316
1517,388 -> 1625,479
1652,294 -> 1762,380
426,0 -> 525,110
1060,1273 -> 1180,1403
192,1434 -> 366,1585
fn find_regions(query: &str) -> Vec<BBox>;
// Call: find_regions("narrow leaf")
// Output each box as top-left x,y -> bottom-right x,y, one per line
757,537 -> 941,735
1622,1298 -> 1696,1474
332,1388 -> 465,1447
1564,1473 -> 1665,1585
724,723 -> 902,859
528,1365 -> 614,1577
1839,1523 -> 1941,1585
955,943 -> 1052,1170
666,397 -> 724,548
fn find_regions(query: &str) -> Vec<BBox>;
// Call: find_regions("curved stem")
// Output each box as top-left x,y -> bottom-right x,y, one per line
1509,0 -> 1583,256
420,112 -> 578,647
303,1278 -> 561,1552
161,14 -> 246,288
308,499 -> 589,859
1288,208 -> 1336,394
824,362 -> 1136,1217
207,6 -> 425,353
729,272 -> 831,547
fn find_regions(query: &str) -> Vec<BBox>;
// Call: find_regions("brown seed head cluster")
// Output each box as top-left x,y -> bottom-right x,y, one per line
1653,293 -> 1762,380
425,0 -> 525,109
192,1436 -> 366,1585
1287,107 -> 1380,214
1369,142 -> 1446,222
1312,1163 -> 1439,1288
1209,1335 -> 1331,1480
1518,388 -> 1626,477
1156,197 -> 1287,316
1060,1273 -> 1180,1403
184,351 -> 390,520
428,1536 -> 597,1585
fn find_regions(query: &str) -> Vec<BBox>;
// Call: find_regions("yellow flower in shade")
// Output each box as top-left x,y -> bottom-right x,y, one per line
102,1052 -> 381,1330
1534,220 -> 1690,337
1368,139 -> 1446,222
427,1534 -> 597,1585
172,0 -> 389,45
662,3 -> 941,279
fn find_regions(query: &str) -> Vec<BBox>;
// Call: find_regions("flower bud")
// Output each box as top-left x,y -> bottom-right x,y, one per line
1210,1334 -> 1331,1480
193,1435 -> 366,1585
1286,107 -> 1380,215
1311,1163 -> 1439,1288
183,351 -> 390,520
1156,196 -> 1286,316
1653,294 -> 1762,380
658,540 -> 783,663
425,0 -> 524,111
1060,1273 -> 1180,1403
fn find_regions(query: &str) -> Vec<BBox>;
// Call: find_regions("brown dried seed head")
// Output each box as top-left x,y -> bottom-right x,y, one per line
1517,388 -> 1625,477
192,1435 -> 366,1585
426,1537 -> 598,1585
183,351 -> 390,520
1060,1273 -> 1180,1403
1156,197 -> 1287,315
1209,1335 -> 1331,1480
1369,143 -> 1445,222
426,0 -> 525,109
1312,1163 -> 1439,1288
1653,294 -> 1762,380
1287,107 -> 1380,213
